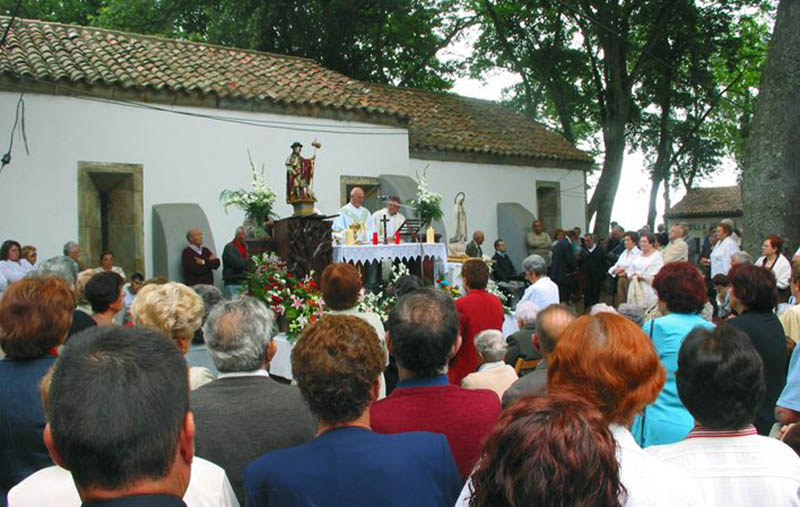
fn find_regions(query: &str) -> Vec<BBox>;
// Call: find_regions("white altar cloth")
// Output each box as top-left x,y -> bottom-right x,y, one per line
332,243 -> 447,264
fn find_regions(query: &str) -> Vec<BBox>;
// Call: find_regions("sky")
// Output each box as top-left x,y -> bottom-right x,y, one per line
448,58 -> 739,232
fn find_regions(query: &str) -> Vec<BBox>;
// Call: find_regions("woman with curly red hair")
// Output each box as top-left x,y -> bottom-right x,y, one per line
631,262 -> 714,447
468,393 -> 624,507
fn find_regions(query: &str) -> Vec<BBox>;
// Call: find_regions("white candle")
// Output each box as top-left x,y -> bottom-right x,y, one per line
426,227 -> 435,244
346,228 -> 355,245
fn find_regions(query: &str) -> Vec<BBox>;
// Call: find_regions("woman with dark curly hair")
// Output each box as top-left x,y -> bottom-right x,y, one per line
468,393 -> 624,507
727,263 -> 785,435
244,315 -> 462,507
607,231 -> 641,307
631,262 -> 713,447
756,234 -> 792,302
0,240 -> 34,295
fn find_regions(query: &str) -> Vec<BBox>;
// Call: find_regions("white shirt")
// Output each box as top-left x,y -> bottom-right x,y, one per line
627,250 -> 664,282
332,202 -> 372,242
94,265 -> 127,281
646,427 -> 800,507
710,236 -> 740,277
609,247 -> 641,276
0,258 -> 33,285
8,457 -> 240,507
369,208 -> 405,241
517,276 -> 559,310
217,368 -> 269,380
756,254 -> 792,290
454,424 -> 702,507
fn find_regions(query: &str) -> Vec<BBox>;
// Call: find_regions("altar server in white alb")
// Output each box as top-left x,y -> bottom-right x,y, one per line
333,187 -> 371,243
370,196 -> 406,242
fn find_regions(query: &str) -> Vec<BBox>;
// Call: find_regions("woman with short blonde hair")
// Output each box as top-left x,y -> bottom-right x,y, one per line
131,282 -> 211,389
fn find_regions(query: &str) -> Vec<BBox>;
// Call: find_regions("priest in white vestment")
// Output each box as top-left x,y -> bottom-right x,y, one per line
332,187 -> 372,243
370,196 -> 406,242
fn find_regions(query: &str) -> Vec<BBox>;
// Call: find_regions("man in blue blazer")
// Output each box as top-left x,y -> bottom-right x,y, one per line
551,230 -> 578,302
244,315 -> 462,507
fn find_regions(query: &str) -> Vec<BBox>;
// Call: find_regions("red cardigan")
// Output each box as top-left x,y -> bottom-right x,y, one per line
370,376 -> 501,479
449,289 -> 504,385
182,246 -> 221,286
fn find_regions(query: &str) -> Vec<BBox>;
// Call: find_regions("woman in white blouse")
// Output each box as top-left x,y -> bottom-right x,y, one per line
710,222 -> 739,277
608,231 -> 641,306
627,233 -> 664,308
0,240 -> 34,293
756,234 -> 792,301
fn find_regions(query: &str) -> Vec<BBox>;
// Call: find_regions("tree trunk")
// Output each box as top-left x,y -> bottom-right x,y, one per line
647,175 -> 662,229
742,0 -> 800,255
589,119 -> 626,238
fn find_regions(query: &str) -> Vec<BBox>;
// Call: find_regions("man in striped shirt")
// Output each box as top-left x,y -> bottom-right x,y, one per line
646,325 -> 800,506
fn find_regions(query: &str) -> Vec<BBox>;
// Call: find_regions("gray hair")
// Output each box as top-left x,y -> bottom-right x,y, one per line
514,301 -> 539,325
617,303 -> 644,327
522,254 -> 547,276
193,284 -> 224,324
62,241 -> 79,256
590,303 -> 617,316
731,251 -> 752,265
202,296 -> 277,373
474,329 -> 506,362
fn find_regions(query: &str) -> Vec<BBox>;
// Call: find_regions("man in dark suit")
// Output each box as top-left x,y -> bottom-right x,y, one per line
192,297 -> 315,503
244,315 -> 461,507
491,239 -> 517,282
221,226 -> 253,298
43,326 -> 196,506
580,233 -> 607,309
502,305 -> 576,407
465,230 -> 484,258
550,229 -> 578,302
182,227 -> 220,286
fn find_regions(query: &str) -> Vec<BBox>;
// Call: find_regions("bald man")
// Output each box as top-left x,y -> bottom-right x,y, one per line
333,187 -> 372,243
501,304 -> 577,407
182,227 -> 220,286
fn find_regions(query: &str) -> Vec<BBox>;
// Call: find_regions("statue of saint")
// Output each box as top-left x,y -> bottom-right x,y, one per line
449,192 -> 467,243
286,141 -> 316,202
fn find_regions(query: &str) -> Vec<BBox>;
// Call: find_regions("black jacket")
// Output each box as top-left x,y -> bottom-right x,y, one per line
492,252 -> 517,282
222,241 -> 251,284
550,237 -> 576,285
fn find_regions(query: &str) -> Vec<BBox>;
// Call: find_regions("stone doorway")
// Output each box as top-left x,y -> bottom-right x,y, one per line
78,162 -> 144,277
536,181 -> 561,234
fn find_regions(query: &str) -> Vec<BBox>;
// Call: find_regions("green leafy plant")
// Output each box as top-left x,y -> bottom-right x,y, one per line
220,150 -> 278,225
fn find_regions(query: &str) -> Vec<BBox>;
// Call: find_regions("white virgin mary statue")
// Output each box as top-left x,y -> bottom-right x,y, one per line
448,192 -> 468,257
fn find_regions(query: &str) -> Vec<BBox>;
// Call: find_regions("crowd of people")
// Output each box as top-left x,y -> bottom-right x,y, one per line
2,215 -> 800,507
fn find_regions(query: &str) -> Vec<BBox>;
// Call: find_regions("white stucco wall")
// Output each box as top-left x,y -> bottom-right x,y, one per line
0,92 -> 409,275
409,158 -> 587,249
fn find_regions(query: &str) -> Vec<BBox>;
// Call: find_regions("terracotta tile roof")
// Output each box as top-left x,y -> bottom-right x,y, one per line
665,185 -> 742,218
0,17 -> 592,166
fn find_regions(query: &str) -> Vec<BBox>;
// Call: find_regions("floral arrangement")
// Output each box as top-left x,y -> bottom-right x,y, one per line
220,150 -> 278,225
245,252 -> 323,341
356,263 -> 411,322
409,167 -> 443,226
436,277 -> 462,299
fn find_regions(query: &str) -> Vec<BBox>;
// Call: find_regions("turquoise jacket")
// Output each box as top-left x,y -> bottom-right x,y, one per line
632,313 -> 714,447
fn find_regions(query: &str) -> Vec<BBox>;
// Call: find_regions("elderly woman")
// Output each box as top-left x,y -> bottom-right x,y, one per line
608,231 -> 641,307
526,219 -> 552,265
756,235 -> 792,302
451,259 -> 504,385
626,233 -> 664,308
517,254 -> 559,310
709,222 -> 740,277
461,329 -> 518,400
0,276 -> 75,493
631,262 -> 714,447
546,313 -> 701,504
321,263 -> 388,396
504,300 -> 541,370
131,281 -> 213,390
244,315 -> 461,507
465,394 -> 624,507
0,240 -> 34,292
727,264 -> 786,435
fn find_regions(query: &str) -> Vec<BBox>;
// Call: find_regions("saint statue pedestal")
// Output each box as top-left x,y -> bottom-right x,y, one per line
290,198 -> 317,217
272,215 -> 333,282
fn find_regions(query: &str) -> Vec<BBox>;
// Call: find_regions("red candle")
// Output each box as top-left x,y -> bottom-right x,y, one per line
372,232 -> 379,245
394,231 -> 400,244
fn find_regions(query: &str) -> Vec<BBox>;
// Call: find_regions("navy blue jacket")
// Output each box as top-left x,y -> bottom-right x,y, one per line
244,427 -> 461,507
0,355 -> 56,495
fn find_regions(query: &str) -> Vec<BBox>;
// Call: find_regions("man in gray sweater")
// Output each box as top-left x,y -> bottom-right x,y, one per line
191,296 -> 315,504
